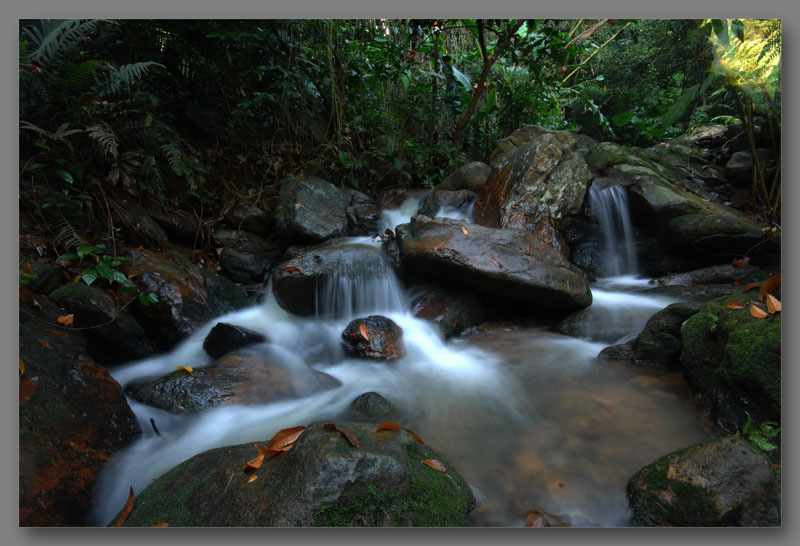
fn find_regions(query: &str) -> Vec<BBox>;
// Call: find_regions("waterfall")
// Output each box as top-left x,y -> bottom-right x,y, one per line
589,184 -> 637,278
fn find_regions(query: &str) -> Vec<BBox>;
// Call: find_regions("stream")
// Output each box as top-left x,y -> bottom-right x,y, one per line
91,191 -> 713,527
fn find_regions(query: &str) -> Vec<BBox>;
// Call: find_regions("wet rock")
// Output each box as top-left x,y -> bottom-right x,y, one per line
19,295 -> 140,526
627,437 -> 778,526
725,149 -> 775,186
120,421 -> 475,526
343,189 -> 380,235
679,286 -> 781,432
475,128 -> 592,255
213,228 -> 282,284
271,240 -> 394,316
350,391 -> 393,418
645,264 -> 771,303
342,315 -> 404,360
411,287 -> 485,338
127,348 -> 341,413
24,259 -> 63,294
437,161 -> 491,192
275,175 -> 348,244
111,197 -> 170,249
597,342 -> 633,360
203,322 -> 267,358
121,248 -> 251,349
417,189 -> 476,218
48,282 -> 153,365
629,302 -> 704,366
223,203 -> 274,238
396,215 -> 592,311
148,204 -> 205,246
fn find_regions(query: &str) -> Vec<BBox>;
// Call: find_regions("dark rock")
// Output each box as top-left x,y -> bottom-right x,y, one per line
342,315 -> 404,360
24,259 -> 63,294
127,348 -> 341,413
213,228 -> 282,284
111,198 -> 170,249
203,322 -> 268,358
680,287 -> 781,431
725,149 -> 775,187
437,161 -> 491,192
417,189 -> 476,218
19,295 -> 140,526
343,190 -> 380,235
350,391 -> 393,418
275,175 -> 348,244
627,437 -> 778,526
271,241 -> 395,316
121,248 -> 251,349
630,302 -> 704,366
597,342 -> 633,360
223,203 -> 274,238
120,421 -> 475,527
411,288 -> 485,338
147,204 -> 205,246
396,215 -> 592,311
653,264 -> 768,287
475,128 -> 592,255
48,282 -> 153,365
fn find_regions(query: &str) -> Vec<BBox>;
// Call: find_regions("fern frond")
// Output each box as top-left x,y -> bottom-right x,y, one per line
20,120 -> 81,151
92,61 -> 165,97
64,59 -> 104,94
23,20 -> 102,69
52,215 -> 90,252
160,141 -> 185,176
86,122 -> 119,159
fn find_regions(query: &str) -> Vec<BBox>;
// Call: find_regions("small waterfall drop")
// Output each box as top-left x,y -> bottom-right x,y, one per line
590,183 -> 637,278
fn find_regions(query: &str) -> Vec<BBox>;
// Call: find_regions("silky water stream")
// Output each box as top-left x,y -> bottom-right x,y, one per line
91,189 -> 712,527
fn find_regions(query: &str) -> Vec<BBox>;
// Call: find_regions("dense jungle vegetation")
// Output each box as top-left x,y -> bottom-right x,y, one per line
19,18 -> 781,266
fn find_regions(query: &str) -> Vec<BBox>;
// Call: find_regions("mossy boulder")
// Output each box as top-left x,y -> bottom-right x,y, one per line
120,421 -> 476,527
679,284 -> 781,431
629,302 -> 704,366
627,437 -> 778,526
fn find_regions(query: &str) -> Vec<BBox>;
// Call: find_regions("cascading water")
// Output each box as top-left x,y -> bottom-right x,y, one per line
91,193 -> 710,527
590,183 -> 638,278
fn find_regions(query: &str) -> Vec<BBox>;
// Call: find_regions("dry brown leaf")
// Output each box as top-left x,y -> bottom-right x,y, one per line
372,421 -> 424,445
750,304 -> 769,319
265,426 -> 306,451
766,293 -> 781,314
152,523 -> 169,527
525,512 -> 546,527
19,378 -> 37,406
42,329 -> 68,335
432,241 -> 445,251
282,265 -> 304,274
176,366 -> 193,374
774,464 -> 782,469
758,273 -> 781,301
525,244 -> 532,255
19,358 -> 25,376
323,423 -> 361,448
725,300 -> 746,310
697,284 -> 709,289
359,323 -> 370,341
112,487 -> 135,527
422,459 -> 446,472
244,453 -> 265,470
733,280 -> 741,286
38,338 -> 53,350
461,226 -> 469,236
247,474 -> 258,483
732,256 -> 750,267
742,282 -> 762,293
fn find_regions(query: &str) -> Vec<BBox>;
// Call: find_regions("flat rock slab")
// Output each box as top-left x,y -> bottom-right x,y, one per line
396,216 -> 592,311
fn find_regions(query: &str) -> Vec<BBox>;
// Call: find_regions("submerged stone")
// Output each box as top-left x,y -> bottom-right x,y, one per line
341,315 -> 404,360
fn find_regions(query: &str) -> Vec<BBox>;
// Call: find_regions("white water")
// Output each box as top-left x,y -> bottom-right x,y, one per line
590,184 -> 637,277
91,193 -> 709,527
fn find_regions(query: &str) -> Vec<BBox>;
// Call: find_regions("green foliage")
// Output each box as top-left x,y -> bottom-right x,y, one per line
737,411 -> 780,453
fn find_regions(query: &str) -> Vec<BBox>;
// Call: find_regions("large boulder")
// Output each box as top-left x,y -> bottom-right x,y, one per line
127,348 -> 341,413
679,284 -> 781,432
222,203 -> 274,238
203,322 -> 268,358
628,302 -> 705,366
411,287 -> 486,338
343,188 -> 380,236
644,264 -> 771,302
475,127 -> 592,255
19,295 -> 140,526
437,161 -> 491,192
110,197 -> 170,249
120,421 -> 476,526
341,315 -> 404,360
396,216 -> 592,311
627,437 -> 778,526
212,228 -> 282,284
275,175 -> 349,243
271,240 -> 396,316
121,248 -> 251,349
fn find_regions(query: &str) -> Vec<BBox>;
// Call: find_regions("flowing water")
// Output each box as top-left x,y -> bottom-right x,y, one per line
91,191 -> 712,527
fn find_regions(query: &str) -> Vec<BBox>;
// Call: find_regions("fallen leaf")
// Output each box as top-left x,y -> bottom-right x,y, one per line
176,366 -> 193,374
282,265 -> 304,274
733,280 -> 741,286
112,487 -> 135,527
57,314 -> 74,326
323,423 -> 361,448
525,244 -> 532,255
294,203 -> 304,210
774,464 -> 782,469
732,256 -> 750,267
750,304 -> 769,319
422,459 -> 446,472
461,226 -> 469,236
244,453 -> 265,470
20,378 -> 37,406
765,293 -> 781,314
432,241 -> 445,251
42,329 -> 68,335
742,282 -> 762,293
526,512 -> 546,527
373,421 -> 425,445
152,523 -> 169,527
359,323 -> 370,341
725,300 -> 746,310
38,338 -> 53,350
697,284 -> 709,289
758,273 -> 781,301
265,425 -> 306,451
675,185 -> 686,191
247,474 -> 258,483
19,358 -> 25,376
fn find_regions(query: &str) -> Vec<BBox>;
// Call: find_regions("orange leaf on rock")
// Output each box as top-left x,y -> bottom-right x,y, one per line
526,512 -> 545,528
152,523 -> 169,527
244,453 -> 265,470
42,329 -> 68,335
733,280 -> 741,286
359,323 -> 370,341
323,423 -> 361,448
432,241 -> 445,251
725,300 -> 746,310
750,304 -> 769,319
373,421 -> 425,445
697,284 -> 709,289
19,378 -> 37,406
742,282 -> 762,293
38,338 -> 53,350
525,244 -> 532,255
247,474 -> 258,483
758,273 -> 781,301
19,358 -> 25,376
766,293 -> 781,314
282,265 -> 304,274
461,226 -> 469,236
265,425 -> 306,451
422,459 -> 446,472
112,487 -> 135,527
732,256 -> 750,267
176,366 -> 193,374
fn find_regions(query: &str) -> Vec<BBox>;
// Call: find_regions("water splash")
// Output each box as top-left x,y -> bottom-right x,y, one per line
590,184 -> 637,277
